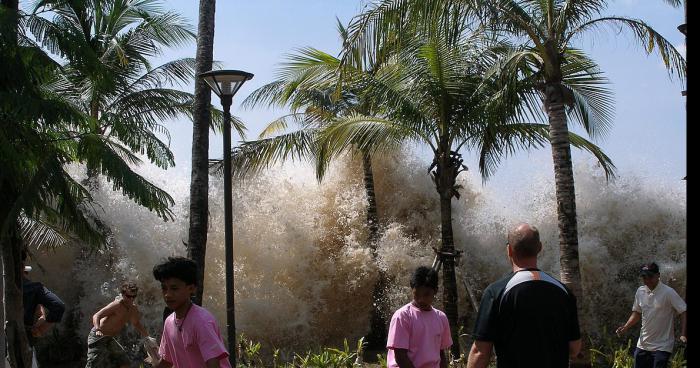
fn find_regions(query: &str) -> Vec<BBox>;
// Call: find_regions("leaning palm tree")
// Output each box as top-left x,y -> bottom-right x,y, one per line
326,20 -> 615,356
212,20 -> 395,347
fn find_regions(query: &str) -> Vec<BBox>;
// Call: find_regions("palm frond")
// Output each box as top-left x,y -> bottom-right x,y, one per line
76,135 -> 175,220
566,16 -> 686,81
560,49 -> 614,139
320,114 -> 419,157
209,128 -> 319,180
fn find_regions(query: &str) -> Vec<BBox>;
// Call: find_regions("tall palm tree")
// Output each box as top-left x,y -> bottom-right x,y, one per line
325,18 -> 615,356
188,0 -> 217,305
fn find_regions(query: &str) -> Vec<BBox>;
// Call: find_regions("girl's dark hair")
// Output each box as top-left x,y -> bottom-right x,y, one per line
410,266 -> 439,291
153,256 -> 198,285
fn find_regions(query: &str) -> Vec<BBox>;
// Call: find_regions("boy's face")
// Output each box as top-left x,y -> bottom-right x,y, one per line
160,278 -> 195,310
412,286 -> 436,311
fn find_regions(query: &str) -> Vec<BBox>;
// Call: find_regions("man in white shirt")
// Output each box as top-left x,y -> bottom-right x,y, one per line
616,262 -> 687,368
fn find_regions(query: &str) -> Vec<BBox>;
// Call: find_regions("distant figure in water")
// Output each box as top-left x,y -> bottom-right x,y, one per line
467,222 -> 582,368
386,266 -> 452,368
149,256 -> 231,368
615,262 -> 687,368
86,281 -> 150,368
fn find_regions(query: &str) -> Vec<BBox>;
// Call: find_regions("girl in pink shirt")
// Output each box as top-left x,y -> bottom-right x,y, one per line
150,257 -> 232,368
387,266 -> 452,368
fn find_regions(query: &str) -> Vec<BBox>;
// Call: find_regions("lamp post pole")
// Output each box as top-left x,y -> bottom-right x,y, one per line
221,94 -> 236,366
199,69 -> 253,367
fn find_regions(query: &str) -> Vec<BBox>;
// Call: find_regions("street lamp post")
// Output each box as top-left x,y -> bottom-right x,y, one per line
199,69 -> 254,366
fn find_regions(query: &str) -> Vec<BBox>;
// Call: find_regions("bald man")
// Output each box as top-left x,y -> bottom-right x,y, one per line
466,223 -> 582,368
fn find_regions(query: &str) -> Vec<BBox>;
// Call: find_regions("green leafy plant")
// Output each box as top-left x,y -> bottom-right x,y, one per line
294,338 -> 358,368
238,333 -> 264,367
669,346 -> 687,368
376,353 -> 387,367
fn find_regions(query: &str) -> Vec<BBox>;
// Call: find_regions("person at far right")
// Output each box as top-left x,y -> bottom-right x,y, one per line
616,262 -> 687,368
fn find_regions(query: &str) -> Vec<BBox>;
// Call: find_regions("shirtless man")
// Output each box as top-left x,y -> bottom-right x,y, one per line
86,281 -> 149,368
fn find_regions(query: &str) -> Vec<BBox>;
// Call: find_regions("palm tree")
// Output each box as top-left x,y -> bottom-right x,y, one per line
188,0 -> 217,305
27,0 -> 201,221
326,16 -> 615,356
2,5 -> 105,364
212,21 -> 395,348
467,0 -> 685,319
341,0 -> 684,344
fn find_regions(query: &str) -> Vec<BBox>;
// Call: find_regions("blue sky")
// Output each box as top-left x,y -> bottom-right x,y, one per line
157,0 -> 687,191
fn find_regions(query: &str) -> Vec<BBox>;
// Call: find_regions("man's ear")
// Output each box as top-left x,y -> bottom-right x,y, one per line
188,284 -> 197,296
537,242 -> 543,254
506,243 -> 513,258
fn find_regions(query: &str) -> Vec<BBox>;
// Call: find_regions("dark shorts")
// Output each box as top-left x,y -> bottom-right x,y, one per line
633,348 -> 671,368
85,328 -> 129,368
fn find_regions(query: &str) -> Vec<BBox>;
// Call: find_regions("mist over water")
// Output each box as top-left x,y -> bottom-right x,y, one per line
31,151 -> 685,352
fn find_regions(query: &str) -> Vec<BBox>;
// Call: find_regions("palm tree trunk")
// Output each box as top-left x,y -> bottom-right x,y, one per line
544,85 -> 584,305
187,0 -> 216,306
1,2 -> 32,365
544,85 -> 589,367
362,151 -> 379,245
84,102 -> 101,190
361,151 -> 388,350
1,224 -> 32,368
435,147 -> 460,358
1,0 -> 18,362
1,257 -> 5,368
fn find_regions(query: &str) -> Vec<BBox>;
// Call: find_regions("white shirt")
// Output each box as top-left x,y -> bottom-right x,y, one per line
633,282 -> 686,352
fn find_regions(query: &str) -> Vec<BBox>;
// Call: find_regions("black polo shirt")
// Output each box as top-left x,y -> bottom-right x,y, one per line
472,268 -> 580,368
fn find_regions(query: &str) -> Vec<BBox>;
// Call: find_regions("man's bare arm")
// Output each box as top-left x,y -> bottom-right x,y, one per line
394,349 -> 416,368
206,358 -> 221,368
679,311 -> 687,342
615,311 -> 641,336
131,308 -> 149,337
92,301 -> 119,334
467,341 -> 493,368
31,305 -> 53,337
569,339 -> 582,358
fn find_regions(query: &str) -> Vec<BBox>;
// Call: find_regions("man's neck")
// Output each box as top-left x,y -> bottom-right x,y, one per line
511,259 -> 538,272
175,301 -> 193,319
119,299 -> 133,309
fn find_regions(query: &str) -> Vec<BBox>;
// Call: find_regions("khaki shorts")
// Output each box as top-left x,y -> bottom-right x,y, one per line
85,328 -> 129,368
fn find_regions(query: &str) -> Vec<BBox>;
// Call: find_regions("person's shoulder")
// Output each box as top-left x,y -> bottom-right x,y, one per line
22,278 -> 43,291
432,307 -> 448,320
483,273 -> 513,295
163,310 -> 177,326
659,282 -> 682,297
191,304 -> 219,323
391,303 -> 413,319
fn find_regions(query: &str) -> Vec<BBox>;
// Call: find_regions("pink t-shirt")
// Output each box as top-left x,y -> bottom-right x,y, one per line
386,303 -> 452,368
159,304 -> 232,368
